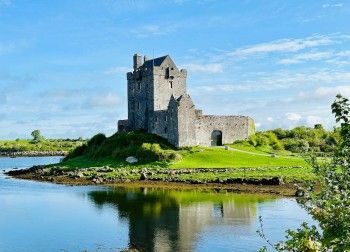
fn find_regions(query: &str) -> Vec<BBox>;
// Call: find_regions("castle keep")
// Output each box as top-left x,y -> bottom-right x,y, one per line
118,54 -> 255,147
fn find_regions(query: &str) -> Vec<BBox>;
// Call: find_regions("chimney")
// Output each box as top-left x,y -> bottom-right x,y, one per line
144,55 -> 149,62
133,54 -> 143,70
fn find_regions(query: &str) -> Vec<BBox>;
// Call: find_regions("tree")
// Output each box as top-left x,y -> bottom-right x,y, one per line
259,94 -> 350,251
314,124 -> 324,130
31,130 -> 44,143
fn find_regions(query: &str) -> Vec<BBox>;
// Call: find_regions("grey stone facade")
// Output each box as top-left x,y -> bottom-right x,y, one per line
118,54 -> 255,147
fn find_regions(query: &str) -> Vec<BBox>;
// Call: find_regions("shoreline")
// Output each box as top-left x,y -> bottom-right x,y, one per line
0,151 -> 66,157
6,166 -> 301,196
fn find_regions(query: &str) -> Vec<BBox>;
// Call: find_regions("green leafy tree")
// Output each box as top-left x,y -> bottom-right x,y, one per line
31,130 -> 44,143
259,94 -> 350,251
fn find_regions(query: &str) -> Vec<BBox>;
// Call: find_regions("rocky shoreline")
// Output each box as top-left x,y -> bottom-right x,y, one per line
0,151 -> 67,157
6,165 -> 302,196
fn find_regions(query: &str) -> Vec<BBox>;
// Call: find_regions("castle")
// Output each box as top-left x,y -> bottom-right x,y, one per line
118,54 -> 255,147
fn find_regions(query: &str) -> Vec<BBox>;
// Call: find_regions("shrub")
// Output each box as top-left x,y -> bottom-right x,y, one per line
282,138 -> 309,153
87,133 -> 106,146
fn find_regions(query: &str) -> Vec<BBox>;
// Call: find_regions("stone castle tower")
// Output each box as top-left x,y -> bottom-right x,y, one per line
118,54 -> 255,147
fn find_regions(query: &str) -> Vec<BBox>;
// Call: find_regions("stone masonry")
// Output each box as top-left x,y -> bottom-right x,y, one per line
118,54 -> 255,147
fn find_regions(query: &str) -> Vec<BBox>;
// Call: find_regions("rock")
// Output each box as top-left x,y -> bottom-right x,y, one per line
140,173 -> 147,180
76,172 -> 84,178
126,156 -> 138,164
295,188 -> 304,197
92,177 -> 104,184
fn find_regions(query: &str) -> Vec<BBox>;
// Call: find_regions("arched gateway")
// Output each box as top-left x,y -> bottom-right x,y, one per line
211,130 -> 222,146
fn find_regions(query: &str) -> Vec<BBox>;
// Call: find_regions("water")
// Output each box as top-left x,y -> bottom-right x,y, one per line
0,157 -> 313,252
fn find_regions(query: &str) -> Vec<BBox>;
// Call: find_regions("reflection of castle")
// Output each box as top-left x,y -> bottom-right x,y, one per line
88,188 -> 261,252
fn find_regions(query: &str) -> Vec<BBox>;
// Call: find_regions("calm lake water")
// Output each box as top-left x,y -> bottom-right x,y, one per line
0,157 -> 313,252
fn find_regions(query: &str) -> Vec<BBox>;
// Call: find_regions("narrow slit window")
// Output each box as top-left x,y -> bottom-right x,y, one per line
169,81 -> 173,89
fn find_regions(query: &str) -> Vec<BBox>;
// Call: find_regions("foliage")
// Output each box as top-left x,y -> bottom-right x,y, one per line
0,138 -> 86,153
242,124 -> 340,154
262,94 -> 350,251
63,131 -> 180,163
31,129 -> 44,143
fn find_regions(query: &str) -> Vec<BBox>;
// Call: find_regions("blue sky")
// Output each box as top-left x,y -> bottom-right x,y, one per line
0,0 -> 350,139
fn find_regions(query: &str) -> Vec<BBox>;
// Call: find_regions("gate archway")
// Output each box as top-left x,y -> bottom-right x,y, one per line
211,130 -> 222,146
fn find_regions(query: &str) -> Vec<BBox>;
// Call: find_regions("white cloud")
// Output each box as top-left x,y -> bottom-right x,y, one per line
191,71 -> 350,95
278,51 -> 333,64
228,35 -> 334,56
181,63 -> 223,73
337,50 -> 350,57
322,3 -> 343,8
267,117 -> 274,122
286,112 -> 302,121
314,85 -> 350,98
278,49 -> 350,64
255,122 -> 261,128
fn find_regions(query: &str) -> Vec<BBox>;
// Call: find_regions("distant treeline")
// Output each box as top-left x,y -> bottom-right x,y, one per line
0,138 -> 86,153
245,124 -> 339,154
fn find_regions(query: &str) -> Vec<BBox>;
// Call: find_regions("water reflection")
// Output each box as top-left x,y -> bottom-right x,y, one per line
88,188 -> 274,252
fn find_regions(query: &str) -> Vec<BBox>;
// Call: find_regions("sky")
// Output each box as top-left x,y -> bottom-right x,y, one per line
0,0 -> 350,139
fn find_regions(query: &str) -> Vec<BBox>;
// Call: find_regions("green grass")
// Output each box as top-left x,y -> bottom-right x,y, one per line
227,142 -> 294,156
170,147 -> 309,169
56,131 -> 316,183
0,139 -> 86,152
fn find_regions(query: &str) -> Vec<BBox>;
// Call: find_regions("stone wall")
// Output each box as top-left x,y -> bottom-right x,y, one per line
118,119 -> 128,132
127,65 -> 154,131
167,96 -> 179,146
153,59 -> 187,111
176,95 -> 197,147
195,115 -> 254,146
151,110 -> 168,139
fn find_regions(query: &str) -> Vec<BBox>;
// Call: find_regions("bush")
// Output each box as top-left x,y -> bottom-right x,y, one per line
272,128 -> 289,139
283,138 -> 309,153
87,133 -> 106,146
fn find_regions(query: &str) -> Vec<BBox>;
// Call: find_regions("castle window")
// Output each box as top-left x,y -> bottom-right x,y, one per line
155,116 -> 158,122
137,102 -> 140,110
138,82 -> 141,90
164,127 -> 167,133
165,115 -> 167,122
169,81 -> 173,89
